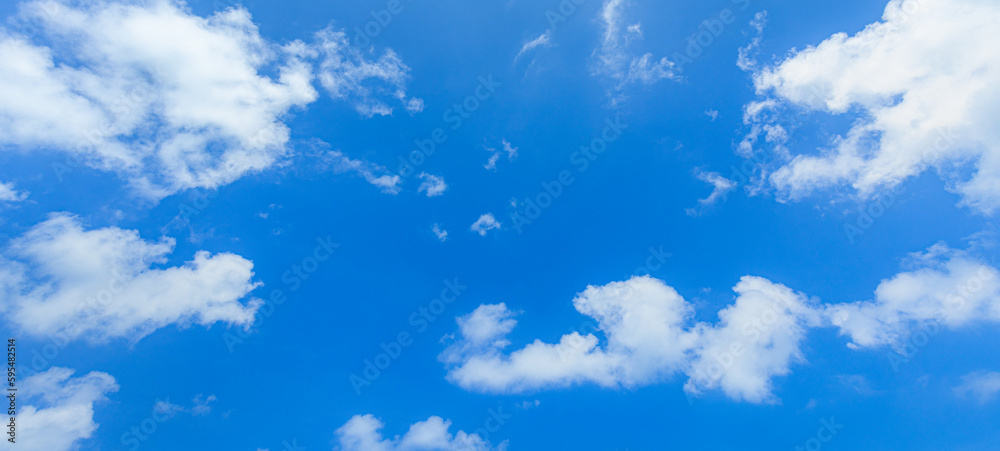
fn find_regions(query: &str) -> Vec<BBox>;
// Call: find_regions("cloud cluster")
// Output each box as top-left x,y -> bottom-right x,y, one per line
441,275 -> 819,403
483,139 -> 517,172
0,0 -> 422,199
827,243 -> 1000,349
442,243 -> 1000,402
11,367 -> 118,451
0,213 -> 262,343
0,181 -> 28,202
591,0 -> 677,103
740,0 -> 1000,213
335,414 -> 504,451
0,0 -> 317,197
314,26 -> 423,117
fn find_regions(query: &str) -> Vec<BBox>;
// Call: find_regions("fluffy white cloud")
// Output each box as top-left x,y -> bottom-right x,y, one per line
741,0 -> 1000,213
7,367 -> 118,451
315,26 -> 422,117
441,275 -> 820,402
826,243 -> 1000,349
0,181 -> 28,202
335,414 -> 503,451
0,213 -> 262,342
686,170 -> 736,216
592,0 -> 677,103
417,172 -> 447,197
685,277 -> 821,403
441,240 -> 1000,402
0,0 -> 318,198
470,214 -> 501,236
319,150 -> 401,194
954,371 -> 1000,403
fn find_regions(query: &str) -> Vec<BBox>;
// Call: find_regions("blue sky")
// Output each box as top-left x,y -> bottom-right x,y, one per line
1,0 -> 999,450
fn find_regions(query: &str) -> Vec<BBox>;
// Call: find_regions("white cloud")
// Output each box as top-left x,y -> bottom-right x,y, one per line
502,140 -> 518,160
516,400 -> 541,410
152,399 -> 185,418
826,243 -> 1000,349
10,367 -> 118,451
0,181 -> 28,202
405,97 -> 425,114
740,0 -> 1000,213
686,170 -> 736,216
483,140 -> 516,171
704,109 -> 719,121
417,172 -> 447,197
432,223 -> 448,242
737,10 -> 767,72
335,414 -> 504,451
190,394 -> 217,416
0,0 -> 318,198
470,213 -> 501,236
484,152 -> 500,171
954,371 -> 1000,404
592,0 -> 677,103
150,393 -> 215,419
515,30 -> 552,62
320,150 -> 401,194
441,240 -> 1000,403
0,213 -> 263,343
685,277 -> 821,403
314,26 -> 422,118
441,275 -> 819,403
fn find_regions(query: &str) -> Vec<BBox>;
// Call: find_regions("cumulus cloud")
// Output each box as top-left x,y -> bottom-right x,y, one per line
0,181 -> 28,202
441,239 -> 1000,402
11,367 -> 118,451
685,277 -> 821,403
954,371 -> 1000,404
314,26 -> 423,117
417,172 -> 447,197
320,150 -> 401,194
470,213 -> 501,236
740,0 -> 1000,213
0,0 -> 318,198
686,170 -> 736,216
592,0 -> 677,103
0,213 -> 263,343
441,275 -> 820,403
335,414 -> 504,451
826,243 -> 1000,349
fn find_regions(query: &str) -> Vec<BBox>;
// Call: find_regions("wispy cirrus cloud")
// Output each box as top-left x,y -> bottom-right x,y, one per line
591,0 -> 678,104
